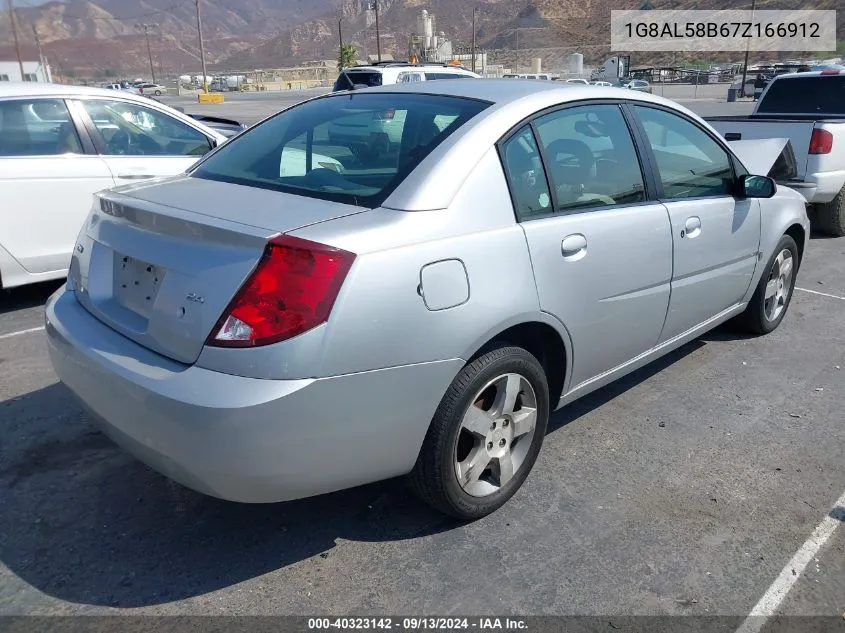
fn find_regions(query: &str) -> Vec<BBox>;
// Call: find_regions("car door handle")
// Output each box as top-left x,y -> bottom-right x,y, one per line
682,216 -> 702,239
561,233 -> 587,261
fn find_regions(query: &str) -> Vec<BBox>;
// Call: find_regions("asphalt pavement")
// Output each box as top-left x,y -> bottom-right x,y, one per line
1,94 -> 843,624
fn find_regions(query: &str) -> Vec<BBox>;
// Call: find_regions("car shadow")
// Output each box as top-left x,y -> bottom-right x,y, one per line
0,325 -> 738,609
0,281 -> 62,315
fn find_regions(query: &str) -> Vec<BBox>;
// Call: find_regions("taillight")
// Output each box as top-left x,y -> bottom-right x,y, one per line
809,129 -> 833,155
208,235 -> 355,348
820,69 -> 842,75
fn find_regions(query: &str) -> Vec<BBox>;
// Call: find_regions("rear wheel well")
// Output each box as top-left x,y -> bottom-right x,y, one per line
784,223 -> 805,267
469,322 -> 567,408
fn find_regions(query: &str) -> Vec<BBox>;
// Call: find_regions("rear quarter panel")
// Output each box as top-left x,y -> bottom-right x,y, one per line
196,148 -> 548,381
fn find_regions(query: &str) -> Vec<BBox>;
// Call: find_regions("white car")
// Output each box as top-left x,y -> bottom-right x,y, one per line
591,80 -> 613,87
0,82 -> 227,290
0,83 -> 342,290
329,64 -> 479,147
333,63 -> 479,92
134,83 -> 167,96
564,78 -> 590,85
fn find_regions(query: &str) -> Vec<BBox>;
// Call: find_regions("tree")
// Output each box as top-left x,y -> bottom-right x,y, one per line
338,43 -> 357,71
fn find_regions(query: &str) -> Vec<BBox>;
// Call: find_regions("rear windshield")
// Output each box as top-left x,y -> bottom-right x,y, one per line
192,92 -> 490,207
333,71 -> 382,91
757,76 -> 845,115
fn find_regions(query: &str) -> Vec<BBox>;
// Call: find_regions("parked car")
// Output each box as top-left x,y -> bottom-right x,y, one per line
564,78 -> 590,85
46,80 -> 809,519
626,79 -> 652,93
333,63 -> 478,92
504,73 -> 554,81
328,67 -> 477,146
134,82 -> 167,96
707,69 -> 845,235
591,80 -> 613,87
0,82 -> 229,289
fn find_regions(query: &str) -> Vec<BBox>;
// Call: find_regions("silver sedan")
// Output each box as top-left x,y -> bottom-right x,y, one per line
46,80 -> 809,519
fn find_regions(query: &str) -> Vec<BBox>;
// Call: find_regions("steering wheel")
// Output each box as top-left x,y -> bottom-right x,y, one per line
108,129 -> 132,155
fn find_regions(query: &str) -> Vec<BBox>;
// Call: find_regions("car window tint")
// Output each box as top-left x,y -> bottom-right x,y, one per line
757,76 -> 845,114
80,99 -> 211,157
0,99 -> 82,156
634,105 -> 733,199
533,104 -> 645,211
193,93 -> 489,207
500,126 -> 553,220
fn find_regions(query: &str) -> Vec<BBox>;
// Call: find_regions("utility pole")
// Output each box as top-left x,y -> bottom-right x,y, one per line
740,0 -> 757,97
136,23 -> 157,82
338,16 -> 343,50
32,24 -> 46,78
195,0 -> 208,93
515,28 -> 519,74
370,0 -> 381,62
471,6 -> 478,73
6,0 -> 25,81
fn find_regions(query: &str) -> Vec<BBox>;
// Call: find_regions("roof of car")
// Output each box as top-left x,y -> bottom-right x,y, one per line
339,77 -> 668,107
0,81 -> 151,101
770,69 -> 845,80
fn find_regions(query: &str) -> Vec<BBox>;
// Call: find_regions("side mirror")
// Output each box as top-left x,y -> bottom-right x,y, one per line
739,174 -> 776,198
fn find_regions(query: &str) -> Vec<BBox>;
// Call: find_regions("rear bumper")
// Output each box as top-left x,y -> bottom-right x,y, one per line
802,170 -> 845,204
46,287 -> 462,503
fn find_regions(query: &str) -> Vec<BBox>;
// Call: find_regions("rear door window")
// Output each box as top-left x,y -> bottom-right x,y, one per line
193,93 -> 490,207
533,104 -> 646,211
0,98 -> 83,156
500,126 -> 553,220
757,76 -> 845,115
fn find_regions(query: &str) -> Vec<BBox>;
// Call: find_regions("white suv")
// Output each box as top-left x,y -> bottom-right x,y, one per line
333,63 -> 479,91
329,64 -> 479,147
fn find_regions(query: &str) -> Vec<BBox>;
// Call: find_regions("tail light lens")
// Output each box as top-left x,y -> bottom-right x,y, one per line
208,235 -> 355,348
809,129 -> 833,155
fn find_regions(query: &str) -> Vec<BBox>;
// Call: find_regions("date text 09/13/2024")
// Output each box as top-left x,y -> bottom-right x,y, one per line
307,618 -> 528,631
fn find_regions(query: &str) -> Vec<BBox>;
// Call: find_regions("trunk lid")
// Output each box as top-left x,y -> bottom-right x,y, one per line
70,176 -> 365,364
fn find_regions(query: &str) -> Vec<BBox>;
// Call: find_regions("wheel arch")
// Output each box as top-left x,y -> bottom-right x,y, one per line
461,314 -> 573,410
784,222 -> 806,267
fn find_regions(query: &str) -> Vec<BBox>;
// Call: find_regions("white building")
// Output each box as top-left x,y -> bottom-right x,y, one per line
0,60 -> 52,83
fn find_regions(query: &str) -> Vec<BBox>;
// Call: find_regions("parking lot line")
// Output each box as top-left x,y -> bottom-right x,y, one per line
0,326 -> 45,341
734,489 -> 845,633
796,287 -> 845,301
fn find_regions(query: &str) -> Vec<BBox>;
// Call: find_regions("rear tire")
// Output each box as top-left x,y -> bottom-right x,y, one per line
814,186 -> 845,237
154,90 -> 162,96
738,234 -> 798,334
410,346 -> 549,520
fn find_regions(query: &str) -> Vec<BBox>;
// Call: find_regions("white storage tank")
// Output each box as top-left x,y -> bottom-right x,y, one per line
531,57 -> 542,73
568,53 -> 584,75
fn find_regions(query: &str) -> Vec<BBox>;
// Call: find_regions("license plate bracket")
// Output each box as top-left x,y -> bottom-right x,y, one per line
114,254 -> 161,319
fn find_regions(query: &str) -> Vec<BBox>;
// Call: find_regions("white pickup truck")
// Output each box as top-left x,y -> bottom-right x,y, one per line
708,69 -> 845,236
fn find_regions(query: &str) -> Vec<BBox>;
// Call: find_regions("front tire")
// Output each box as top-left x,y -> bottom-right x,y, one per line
410,346 -> 549,520
815,186 -> 845,237
154,90 -> 162,96
738,234 -> 798,334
